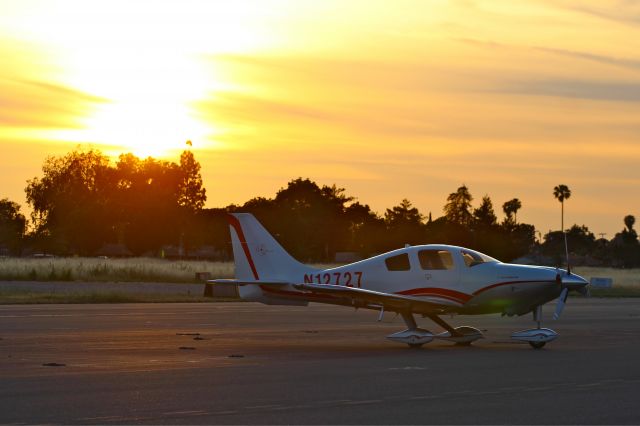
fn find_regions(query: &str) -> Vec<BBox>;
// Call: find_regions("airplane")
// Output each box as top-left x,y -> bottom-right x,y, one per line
211,213 -> 589,349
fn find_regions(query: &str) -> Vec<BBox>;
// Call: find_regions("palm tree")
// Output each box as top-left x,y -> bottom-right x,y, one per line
624,215 -> 636,233
502,198 -> 522,225
553,184 -> 571,268
553,185 -> 571,233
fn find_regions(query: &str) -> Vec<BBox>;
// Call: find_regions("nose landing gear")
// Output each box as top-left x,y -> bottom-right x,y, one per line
510,305 -> 558,349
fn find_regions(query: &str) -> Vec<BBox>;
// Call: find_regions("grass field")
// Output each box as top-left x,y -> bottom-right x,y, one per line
0,257 -> 343,283
572,267 -> 640,296
0,257 -> 236,283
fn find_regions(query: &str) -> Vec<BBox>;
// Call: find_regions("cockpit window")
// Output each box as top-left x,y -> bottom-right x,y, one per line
461,249 -> 496,267
418,250 -> 454,270
385,253 -> 411,271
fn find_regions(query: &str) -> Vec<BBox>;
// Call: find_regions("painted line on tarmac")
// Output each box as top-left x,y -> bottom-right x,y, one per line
245,404 -> 283,410
341,399 -> 383,405
78,415 -> 124,421
162,410 -> 208,416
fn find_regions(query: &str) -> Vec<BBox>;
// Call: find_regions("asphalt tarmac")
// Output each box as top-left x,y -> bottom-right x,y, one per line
1,298 -> 640,424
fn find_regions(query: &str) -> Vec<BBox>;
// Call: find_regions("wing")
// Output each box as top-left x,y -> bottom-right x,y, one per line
292,283 -> 457,314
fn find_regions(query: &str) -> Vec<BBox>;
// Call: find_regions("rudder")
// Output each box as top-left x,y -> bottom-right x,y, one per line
227,213 -> 318,282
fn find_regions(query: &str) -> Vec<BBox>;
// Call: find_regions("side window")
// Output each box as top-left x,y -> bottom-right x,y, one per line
418,250 -> 454,270
385,253 -> 411,271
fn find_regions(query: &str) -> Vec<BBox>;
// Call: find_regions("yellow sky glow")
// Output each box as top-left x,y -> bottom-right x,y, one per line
1,0 -> 639,238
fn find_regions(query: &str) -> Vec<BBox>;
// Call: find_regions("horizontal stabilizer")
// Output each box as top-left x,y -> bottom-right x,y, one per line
208,279 -> 291,286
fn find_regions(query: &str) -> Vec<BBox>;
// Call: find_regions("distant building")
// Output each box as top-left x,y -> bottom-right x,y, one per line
160,244 -> 227,260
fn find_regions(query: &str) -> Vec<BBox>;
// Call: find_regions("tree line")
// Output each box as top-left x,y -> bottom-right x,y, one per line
0,147 -> 638,266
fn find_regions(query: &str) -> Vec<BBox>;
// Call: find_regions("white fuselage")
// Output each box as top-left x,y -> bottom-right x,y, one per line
247,244 -> 563,316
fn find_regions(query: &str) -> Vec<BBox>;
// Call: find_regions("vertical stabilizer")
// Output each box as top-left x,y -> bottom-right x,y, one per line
227,213 -> 318,281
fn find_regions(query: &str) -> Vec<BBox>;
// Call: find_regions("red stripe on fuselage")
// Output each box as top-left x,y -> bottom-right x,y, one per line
227,214 -> 259,280
403,293 -> 466,305
396,287 -> 472,303
471,280 -> 553,296
396,280 -> 555,305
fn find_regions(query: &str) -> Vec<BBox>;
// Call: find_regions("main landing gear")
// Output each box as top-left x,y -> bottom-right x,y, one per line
510,305 -> 558,349
387,306 -> 559,349
386,312 -> 483,348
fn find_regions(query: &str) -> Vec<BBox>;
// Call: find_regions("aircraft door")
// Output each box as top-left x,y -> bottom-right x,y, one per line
416,249 -> 460,288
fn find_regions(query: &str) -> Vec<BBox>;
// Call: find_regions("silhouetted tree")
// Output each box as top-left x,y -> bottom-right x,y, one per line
611,215 -> 640,267
0,198 -> 26,255
542,225 -> 597,266
25,148 -> 114,254
553,184 -> 571,232
178,150 -> 207,211
385,199 -> 422,227
191,207 -> 233,259
238,182 -> 381,260
469,195 -> 503,258
508,223 -> 536,259
502,198 -> 522,225
344,202 -> 385,255
25,147 -> 639,267
624,215 -> 636,234
566,225 -> 597,255
260,178 -> 357,261
116,155 -> 188,255
444,185 -> 473,226
384,199 -> 425,249
473,195 -> 498,227
24,147 -> 207,256
435,185 -> 474,247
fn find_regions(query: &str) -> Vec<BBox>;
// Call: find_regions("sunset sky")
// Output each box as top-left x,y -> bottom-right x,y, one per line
1,0 -> 639,238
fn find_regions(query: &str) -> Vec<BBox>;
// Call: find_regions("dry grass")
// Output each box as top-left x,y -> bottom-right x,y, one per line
0,257 -> 340,284
572,267 -> 640,297
572,267 -> 640,288
0,257 -> 235,283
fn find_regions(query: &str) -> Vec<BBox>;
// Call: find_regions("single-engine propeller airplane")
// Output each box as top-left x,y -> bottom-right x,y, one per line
211,213 -> 589,349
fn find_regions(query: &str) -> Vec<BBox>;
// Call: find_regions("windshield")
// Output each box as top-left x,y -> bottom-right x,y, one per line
460,249 -> 498,267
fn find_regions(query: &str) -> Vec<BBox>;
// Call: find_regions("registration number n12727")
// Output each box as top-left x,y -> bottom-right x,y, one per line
303,271 -> 362,287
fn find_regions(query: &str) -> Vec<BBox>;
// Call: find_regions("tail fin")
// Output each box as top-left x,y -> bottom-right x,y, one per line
227,213 -> 318,281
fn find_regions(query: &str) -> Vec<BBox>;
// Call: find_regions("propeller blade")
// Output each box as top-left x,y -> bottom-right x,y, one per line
553,288 -> 569,320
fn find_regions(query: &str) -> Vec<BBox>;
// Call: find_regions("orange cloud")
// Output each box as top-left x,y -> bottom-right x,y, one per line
0,79 -> 108,128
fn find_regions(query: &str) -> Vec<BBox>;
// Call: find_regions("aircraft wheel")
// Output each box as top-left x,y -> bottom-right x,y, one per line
529,341 -> 546,349
455,341 -> 473,347
408,343 -> 424,349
